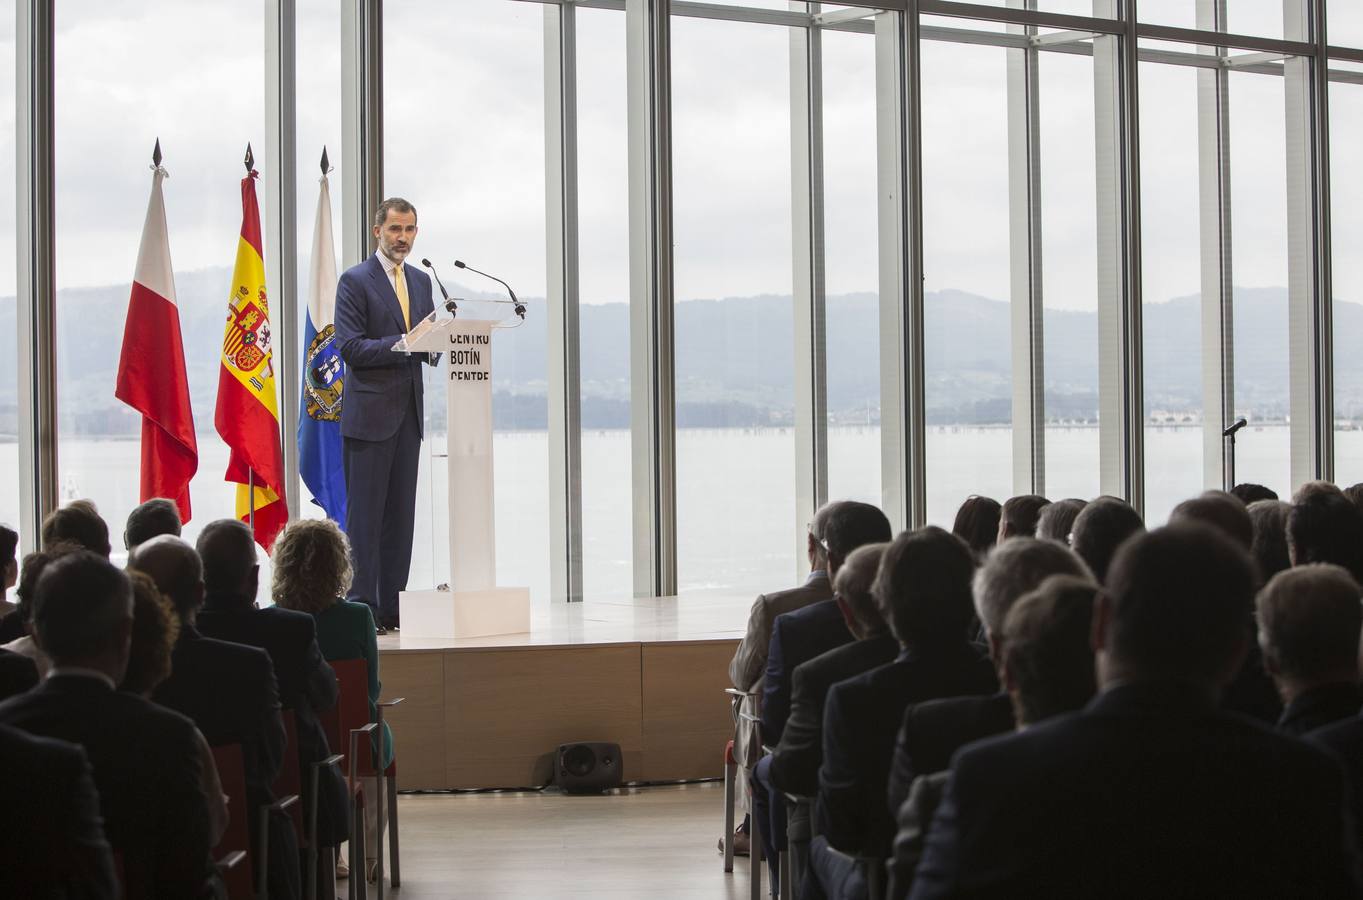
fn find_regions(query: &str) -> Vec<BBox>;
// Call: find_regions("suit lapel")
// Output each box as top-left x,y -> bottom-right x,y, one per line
366,255 -> 411,334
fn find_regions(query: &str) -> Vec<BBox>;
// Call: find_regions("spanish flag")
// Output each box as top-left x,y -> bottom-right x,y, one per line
215,166 -> 288,551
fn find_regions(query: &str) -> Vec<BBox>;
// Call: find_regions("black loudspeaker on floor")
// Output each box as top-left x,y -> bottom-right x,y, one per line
556,742 -> 624,794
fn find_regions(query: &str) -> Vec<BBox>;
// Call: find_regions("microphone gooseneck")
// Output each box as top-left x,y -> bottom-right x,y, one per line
421,258 -> 458,315
454,259 -> 527,320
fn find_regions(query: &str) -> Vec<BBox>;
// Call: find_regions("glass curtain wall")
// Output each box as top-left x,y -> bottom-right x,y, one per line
1333,61 -> 1363,485
0,1 -> 17,545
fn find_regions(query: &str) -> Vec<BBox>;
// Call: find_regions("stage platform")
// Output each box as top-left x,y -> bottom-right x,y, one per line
378,594 -> 750,791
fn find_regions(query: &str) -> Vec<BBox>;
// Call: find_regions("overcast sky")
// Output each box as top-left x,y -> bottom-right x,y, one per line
0,0 -> 1356,311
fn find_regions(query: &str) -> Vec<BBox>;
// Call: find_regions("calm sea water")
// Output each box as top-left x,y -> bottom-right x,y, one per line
5,424 -> 1346,606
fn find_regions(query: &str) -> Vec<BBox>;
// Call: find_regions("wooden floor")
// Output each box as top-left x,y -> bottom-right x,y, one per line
355,782 -> 752,898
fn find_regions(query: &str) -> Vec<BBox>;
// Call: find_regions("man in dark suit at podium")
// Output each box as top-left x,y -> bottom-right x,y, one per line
334,197 -> 436,632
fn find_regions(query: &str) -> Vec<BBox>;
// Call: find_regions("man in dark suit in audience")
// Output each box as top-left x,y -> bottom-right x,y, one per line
0,723 -> 117,898
1289,489 -> 1363,585
0,646 -> 36,700
0,552 -> 214,898
40,503 -> 112,558
764,542 -> 897,886
130,534 -> 298,898
887,575 -> 1098,900
123,497 -> 182,551
1257,564 -> 1363,736
886,538 -> 1089,814
813,527 -> 996,877
910,524 -> 1362,899
194,519 -> 349,848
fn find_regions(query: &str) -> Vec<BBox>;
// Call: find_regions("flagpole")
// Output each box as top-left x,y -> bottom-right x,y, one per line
248,468 -> 256,536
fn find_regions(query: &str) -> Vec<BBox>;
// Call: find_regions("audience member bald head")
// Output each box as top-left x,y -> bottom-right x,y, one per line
1288,490 -> 1363,584
1257,564 -> 1362,704
40,503 -> 111,559
1170,491 -> 1253,551
1002,574 -> 1099,725
952,495 -> 1002,561
973,537 -> 1092,667
874,526 -> 976,649
31,551 -> 133,680
128,535 -> 205,621
1036,499 -> 1086,546
195,519 -> 260,608
124,498 -> 182,551
999,495 -> 1051,541
1070,496 -> 1144,584
820,501 -> 892,579
833,543 -> 889,640
1097,524 -> 1256,692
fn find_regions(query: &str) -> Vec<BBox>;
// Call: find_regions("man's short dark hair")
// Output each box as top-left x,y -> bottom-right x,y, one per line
195,519 -> 259,601
1036,499 -> 1086,545
124,498 -> 182,550
873,526 -> 976,646
821,501 -> 892,563
373,197 -> 417,228
1345,483 -> 1363,517
952,495 -> 1001,561
0,524 -> 17,572
40,504 -> 111,558
1232,483 -> 1279,506
1288,491 -> 1363,584
1104,524 -> 1256,683
15,542 -> 82,623
1248,500 -> 1292,583
1256,564 -> 1363,684
32,551 -> 132,663
1169,491 -> 1253,551
1003,574 -> 1099,724
1001,495 -> 1051,539
1071,497 -> 1144,584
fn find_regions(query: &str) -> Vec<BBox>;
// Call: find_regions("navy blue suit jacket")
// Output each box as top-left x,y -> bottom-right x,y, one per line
762,599 -> 853,745
334,253 -> 436,442
910,682 -> 1363,899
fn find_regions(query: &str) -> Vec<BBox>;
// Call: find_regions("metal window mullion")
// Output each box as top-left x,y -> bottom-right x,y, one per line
266,0 -> 300,522
791,4 -> 828,575
875,7 -> 926,531
627,0 -> 677,597
1006,5 -> 1045,497
341,0 -> 383,267
1284,0 -> 1330,487
545,3 -> 584,602
1194,1 -> 1234,491
1092,0 -> 1143,511
16,0 -> 56,552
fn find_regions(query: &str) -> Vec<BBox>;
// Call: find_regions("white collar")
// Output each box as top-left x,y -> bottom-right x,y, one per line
46,666 -> 116,690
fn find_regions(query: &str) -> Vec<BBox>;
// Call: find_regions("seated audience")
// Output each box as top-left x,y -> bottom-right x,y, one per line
1069,496 -> 1144,584
1346,482 -> 1363,517
1,542 -> 81,676
0,523 -> 17,619
889,574 -> 1098,900
887,538 -> 1091,816
40,502 -> 112,558
273,518 -> 393,878
951,496 -> 1001,563
0,724 -> 117,898
1288,489 -> 1363,584
813,527 -> 997,879
1035,498 -> 1085,545
194,520 -> 348,850
909,525 -> 1361,898
0,647 -> 36,701
122,570 -> 228,846
123,497 -> 182,551
0,552 -> 214,898
997,495 -> 1050,541
764,543 -> 895,885
1170,491 -> 1253,550
1248,499 -> 1293,582
724,502 -> 839,855
1232,482 -> 1279,506
130,534 -> 297,898
1258,565 -> 1363,736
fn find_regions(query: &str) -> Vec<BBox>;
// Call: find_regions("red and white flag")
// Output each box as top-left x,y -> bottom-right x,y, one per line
115,158 -> 199,522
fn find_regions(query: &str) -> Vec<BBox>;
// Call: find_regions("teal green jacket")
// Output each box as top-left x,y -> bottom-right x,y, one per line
312,600 -> 394,769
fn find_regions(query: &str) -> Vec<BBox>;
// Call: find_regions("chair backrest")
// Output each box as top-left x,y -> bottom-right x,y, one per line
273,710 -> 307,845
210,743 -> 255,900
328,658 -> 378,774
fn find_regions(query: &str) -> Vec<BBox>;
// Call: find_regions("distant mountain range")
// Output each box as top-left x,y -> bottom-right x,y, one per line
0,266 -> 1356,435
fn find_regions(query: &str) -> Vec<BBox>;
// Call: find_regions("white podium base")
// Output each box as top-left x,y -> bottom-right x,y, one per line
399,587 -> 531,640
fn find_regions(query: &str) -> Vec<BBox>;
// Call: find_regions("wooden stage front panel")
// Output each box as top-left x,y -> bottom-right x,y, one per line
380,638 -> 739,790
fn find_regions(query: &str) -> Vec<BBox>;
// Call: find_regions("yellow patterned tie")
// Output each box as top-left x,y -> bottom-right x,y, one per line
394,262 -> 411,330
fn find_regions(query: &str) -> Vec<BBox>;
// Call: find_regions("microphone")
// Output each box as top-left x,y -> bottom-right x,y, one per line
454,259 -> 526,319
421,258 -> 458,315
1222,418 -> 1248,438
